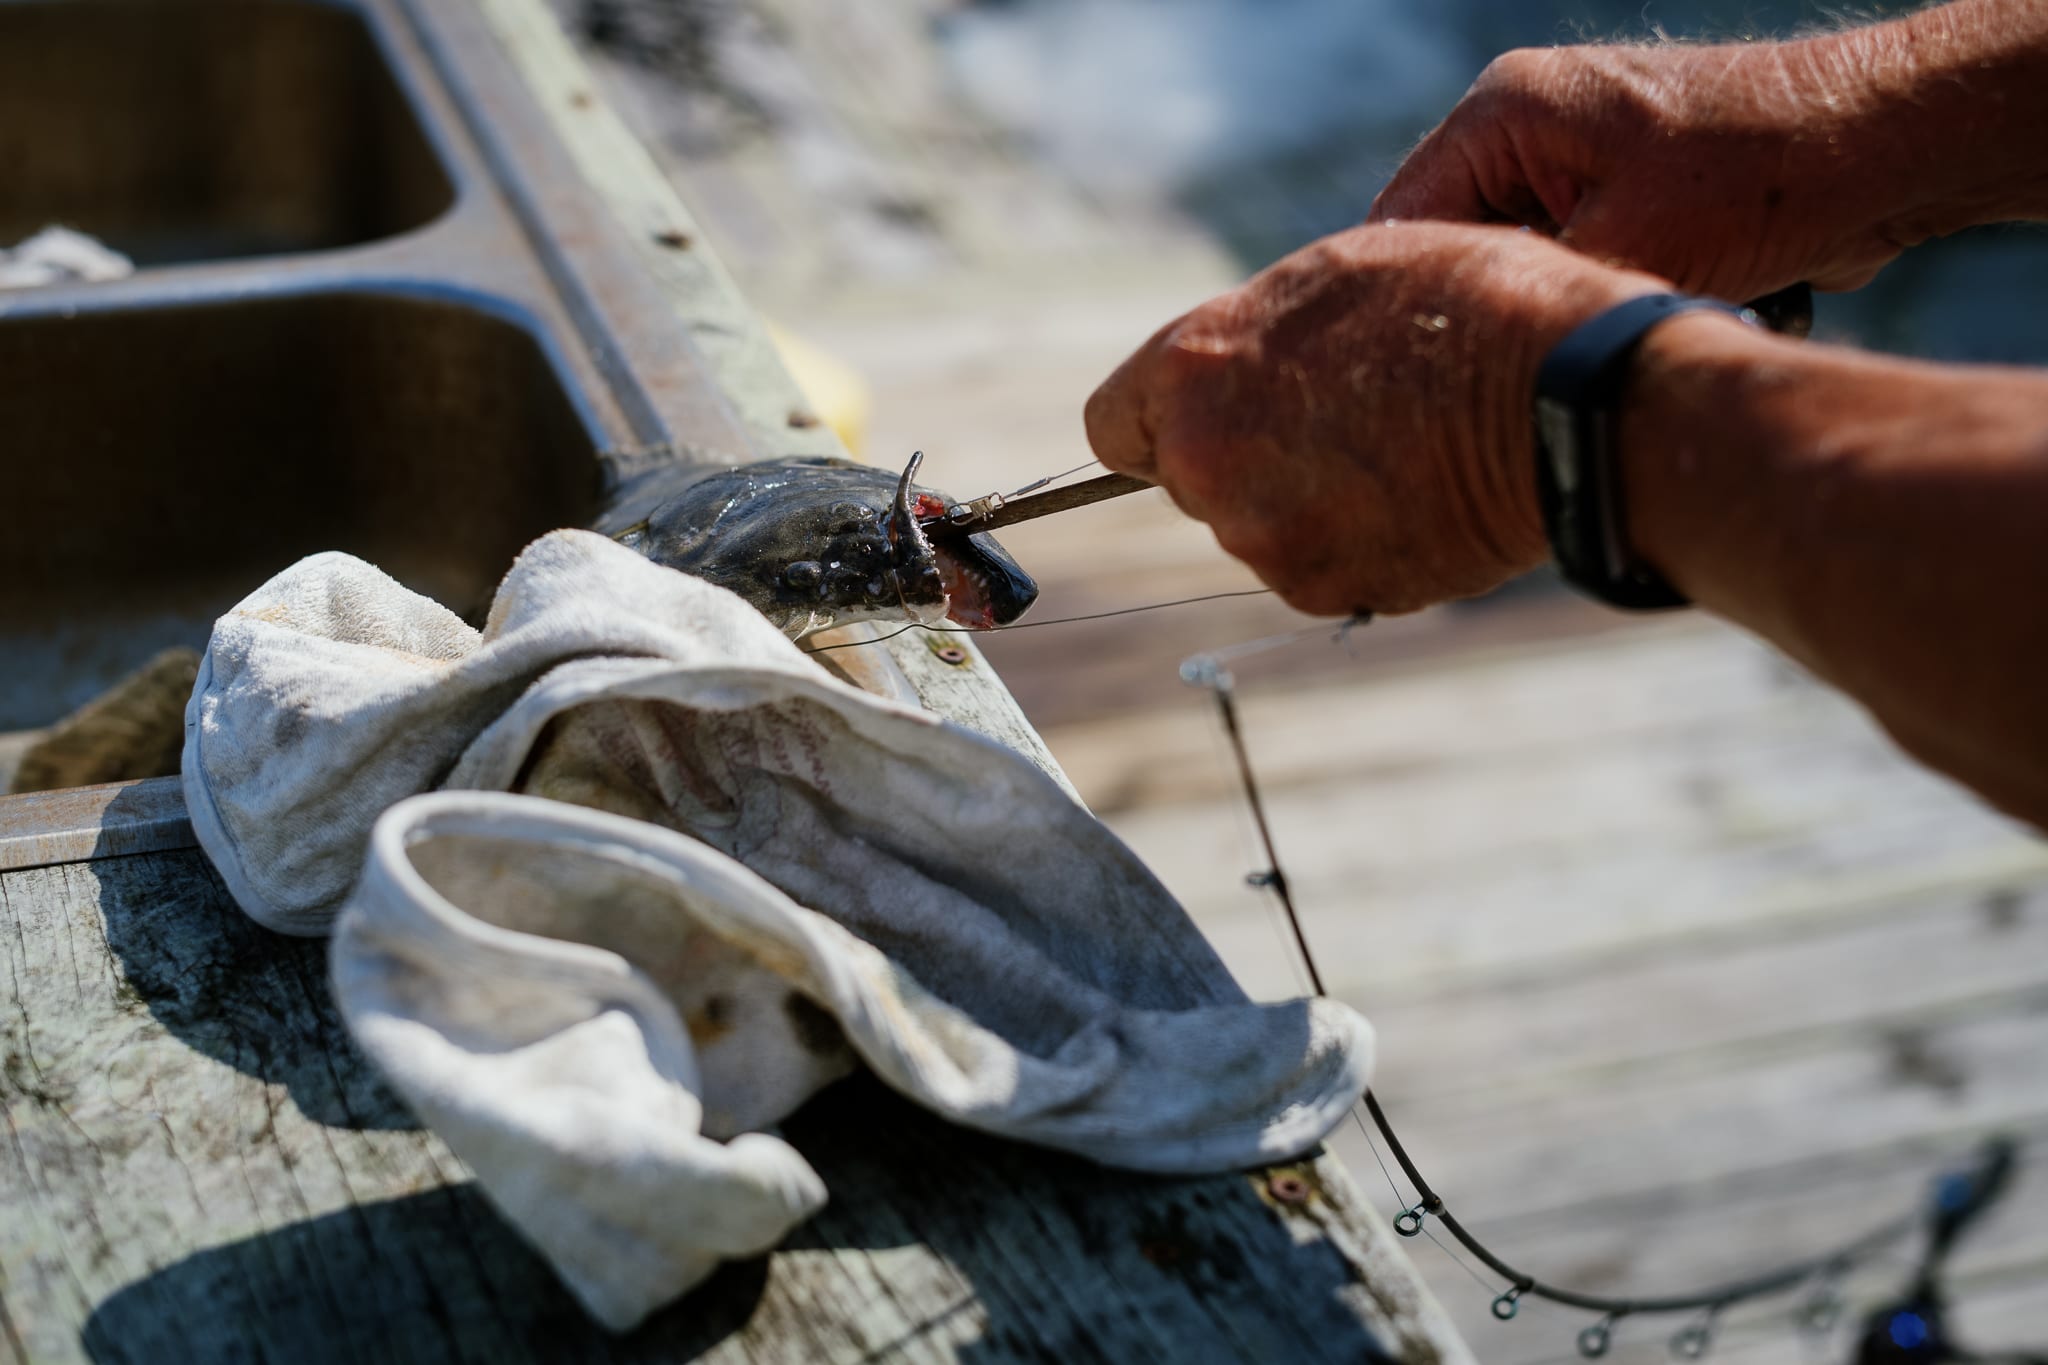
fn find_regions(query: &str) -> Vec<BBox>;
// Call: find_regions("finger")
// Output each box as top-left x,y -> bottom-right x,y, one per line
1368,121 -> 1493,224
1809,257 -> 1890,293
1208,517 -> 1381,619
1083,338 -> 1167,480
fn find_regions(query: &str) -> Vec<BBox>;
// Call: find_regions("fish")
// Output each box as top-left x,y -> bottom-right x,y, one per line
597,452 -> 1038,639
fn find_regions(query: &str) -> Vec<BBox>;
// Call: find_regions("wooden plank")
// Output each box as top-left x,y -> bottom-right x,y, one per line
1391,1129 -> 2048,1364
0,7 -> 1471,1365
0,777 -> 193,873
1024,611 -> 2048,1365
2,848 -> 1468,1364
475,0 -> 1069,787
1040,620 -> 1786,813
1362,881 -> 2048,1101
1072,615 -> 2043,1001
1431,1263 -> 2048,1365
1110,720 -> 2041,1001
1375,1002 -> 2048,1224
1458,1127 -> 2048,1308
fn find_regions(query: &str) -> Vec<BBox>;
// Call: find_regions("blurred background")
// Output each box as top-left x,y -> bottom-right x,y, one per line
546,0 -> 2048,1358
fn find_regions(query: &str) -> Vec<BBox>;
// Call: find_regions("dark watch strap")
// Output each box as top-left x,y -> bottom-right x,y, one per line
1532,293 -> 1754,610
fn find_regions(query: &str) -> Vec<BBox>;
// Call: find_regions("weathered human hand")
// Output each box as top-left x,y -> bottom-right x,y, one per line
1083,222 -> 1664,616
1369,38 -> 1918,300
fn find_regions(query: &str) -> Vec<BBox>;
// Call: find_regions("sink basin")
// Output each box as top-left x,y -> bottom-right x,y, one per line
0,0 -> 454,265
0,291 -> 602,729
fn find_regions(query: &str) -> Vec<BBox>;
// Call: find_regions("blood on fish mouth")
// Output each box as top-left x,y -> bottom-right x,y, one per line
887,454 -> 1032,631
894,488 -> 998,628
936,551 -> 998,630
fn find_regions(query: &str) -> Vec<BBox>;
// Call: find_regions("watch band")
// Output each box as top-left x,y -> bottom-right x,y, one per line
1532,292 -> 1755,610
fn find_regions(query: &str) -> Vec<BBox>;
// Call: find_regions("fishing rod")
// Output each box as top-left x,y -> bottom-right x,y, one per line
1177,625 -> 2033,1363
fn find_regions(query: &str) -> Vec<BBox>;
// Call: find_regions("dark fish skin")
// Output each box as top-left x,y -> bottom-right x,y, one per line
596,455 -> 1038,639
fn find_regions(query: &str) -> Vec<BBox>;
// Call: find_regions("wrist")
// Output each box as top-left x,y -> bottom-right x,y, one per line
1469,253 -> 1670,583
1615,312 -> 1846,629
1797,0 -> 2048,241
1534,294 -> 1760,608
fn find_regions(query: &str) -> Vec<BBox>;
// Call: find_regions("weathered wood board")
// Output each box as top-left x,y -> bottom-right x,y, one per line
0,847 -> 1459,1365
0,0 -> 1471,1360
550,0 -> 2048,1354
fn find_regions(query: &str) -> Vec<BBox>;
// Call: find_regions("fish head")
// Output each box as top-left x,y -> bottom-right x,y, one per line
610,454 -> 1039,638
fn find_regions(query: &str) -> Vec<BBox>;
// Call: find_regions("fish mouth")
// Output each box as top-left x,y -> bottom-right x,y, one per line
887,450 -> 1038,630
929,532 -> 1037,629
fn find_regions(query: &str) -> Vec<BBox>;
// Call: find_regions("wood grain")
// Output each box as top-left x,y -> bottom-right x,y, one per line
2,848 -> 1460,1365
1035,620 -> 2048,1361
550,2 -> 2048,1354
0,3 -> 1469,1362
0,776 -> 193,873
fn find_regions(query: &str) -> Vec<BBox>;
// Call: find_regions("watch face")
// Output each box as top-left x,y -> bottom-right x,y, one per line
1535,398 -> 1580,491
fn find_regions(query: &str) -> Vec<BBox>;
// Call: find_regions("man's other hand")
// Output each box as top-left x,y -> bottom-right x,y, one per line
1368,39 -> 1917,301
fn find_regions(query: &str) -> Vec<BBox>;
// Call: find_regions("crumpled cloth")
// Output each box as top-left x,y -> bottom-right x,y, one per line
183,529 -> 1375,1330
0,226 -> 133,289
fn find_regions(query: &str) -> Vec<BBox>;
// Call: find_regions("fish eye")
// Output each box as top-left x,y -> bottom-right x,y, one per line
784,561 -> 823,588
826,501 -> 869,532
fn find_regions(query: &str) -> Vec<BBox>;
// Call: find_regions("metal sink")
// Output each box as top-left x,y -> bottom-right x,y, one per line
0,291 -> 601,728
0,0 -> 764,774
0,0 -> 454,265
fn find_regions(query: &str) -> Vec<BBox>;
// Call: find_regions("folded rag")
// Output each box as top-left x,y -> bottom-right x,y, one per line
183,529 -> 1375,1329
0,225 -> 134,289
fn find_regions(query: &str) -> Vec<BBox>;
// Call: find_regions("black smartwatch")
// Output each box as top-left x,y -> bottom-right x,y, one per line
1532,292 -> 1756,610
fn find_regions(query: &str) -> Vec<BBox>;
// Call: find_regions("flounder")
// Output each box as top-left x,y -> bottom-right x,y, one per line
599,452 -> 1038,639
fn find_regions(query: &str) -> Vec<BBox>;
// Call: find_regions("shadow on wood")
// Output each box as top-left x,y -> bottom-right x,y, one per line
80,1183 -> 769,1365
77,1075 -> 1406,1364
91,786 -> 417,1132
51,804 -> 1410,1364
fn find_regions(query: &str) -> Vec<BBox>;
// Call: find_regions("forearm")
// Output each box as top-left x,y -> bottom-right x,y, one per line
1801,0 -> 2048,239
1622,313 -> 2048,821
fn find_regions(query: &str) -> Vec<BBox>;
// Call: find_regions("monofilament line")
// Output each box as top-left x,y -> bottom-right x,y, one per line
804,588 -> 1276,653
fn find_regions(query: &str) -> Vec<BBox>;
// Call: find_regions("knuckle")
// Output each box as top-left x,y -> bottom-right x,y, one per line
1157,440 -> 1236,519
1475,47 -> 1546,94
1158,313 -> 1238,379
1280,577 -> 1364,619
1196,499 -> 1277,564
1081,380 -> 1123,447
1206,509 -> 1282,571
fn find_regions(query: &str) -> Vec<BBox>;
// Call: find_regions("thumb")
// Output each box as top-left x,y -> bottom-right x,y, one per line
1083,346 -> 1160,479
1369,121 -> 1496,224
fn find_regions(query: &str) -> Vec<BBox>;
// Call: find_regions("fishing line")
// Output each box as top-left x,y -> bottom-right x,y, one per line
1000,458 -> 1102,498
803,587 -> 1277,653
1183,619 -> 1461,1257
1174,615 -> 2003,1359
1424,1224 -> 1506,1298
934,459 -> 1109,526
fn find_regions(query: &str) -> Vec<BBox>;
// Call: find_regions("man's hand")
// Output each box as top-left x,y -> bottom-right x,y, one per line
1370,2 -> 2048,302
1084,222 -> 1660,615
1370,41 -> 1903,300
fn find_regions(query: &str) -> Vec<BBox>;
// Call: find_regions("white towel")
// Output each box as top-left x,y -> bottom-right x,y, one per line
184,529 -> 1374,1330
0,225 -> 134,289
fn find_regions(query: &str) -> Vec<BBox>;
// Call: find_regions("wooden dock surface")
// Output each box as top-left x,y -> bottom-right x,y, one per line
565,2 -> 2048,1356
0,839 -> 1455,1365
1060,620 -> 2048,1362
835,291 -> 2048,1359
1,1 -> 1475,1361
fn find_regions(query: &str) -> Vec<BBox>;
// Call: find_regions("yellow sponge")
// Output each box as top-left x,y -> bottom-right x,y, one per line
765,322 -> 870,457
